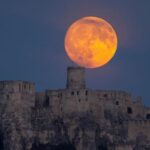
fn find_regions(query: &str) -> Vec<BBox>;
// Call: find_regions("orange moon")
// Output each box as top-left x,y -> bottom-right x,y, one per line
64,16 -> 118,68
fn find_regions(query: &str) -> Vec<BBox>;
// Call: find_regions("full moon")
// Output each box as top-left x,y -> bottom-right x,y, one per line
64,16 -> 118,68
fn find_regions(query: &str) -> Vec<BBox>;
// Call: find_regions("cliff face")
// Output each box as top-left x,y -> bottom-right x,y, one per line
1,106 -> 150,150
30,108 -> 150,150
0,67 -> 150,150
0,81 -> 35,150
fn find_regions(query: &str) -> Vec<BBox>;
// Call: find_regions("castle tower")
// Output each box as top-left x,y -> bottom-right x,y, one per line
0,81 -> 35,149
66,66 -> 85,89
0,81 -> 35,111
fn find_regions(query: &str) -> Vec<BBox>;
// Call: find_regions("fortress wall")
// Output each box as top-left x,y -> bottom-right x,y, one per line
34,89 -> 105,120
96,90 -> 132,115
1,66 -> 150,149
31,107 -> 53,131
62,89 -> 132,116
35,89 -> 64,115
96,90 -> 131,99
88,90 -> 104,121
0,80 -> 35,113
0,81 -> 35,108
132,102 -> 145,119
33,88 -> 147,122
127,120 -> 150,140
115,145 -> 133,150
0,81 -> 35,94
46,90 -> 63,116
96,90 -> 131,104
35,92 -> 46,107
39,88 -> 139,120
64,66 -> 103,118
61,89 -> 91,115
96,90 -> 146,119
0,81 -> 35,145
60,89 -> 104,120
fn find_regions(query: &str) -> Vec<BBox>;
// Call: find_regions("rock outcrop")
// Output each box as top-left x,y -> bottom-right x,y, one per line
0,67 -> 150,150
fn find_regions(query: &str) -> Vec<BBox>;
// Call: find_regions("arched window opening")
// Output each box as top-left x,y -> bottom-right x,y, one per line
127,107 -> 132,114
103,94 -> 108,98
44,96 -> 49,107
24,84 -> 26,89
116,101 -> 119,105
146,114 -> 150,119
85,90 -> 88,96
71,91 -> 74,96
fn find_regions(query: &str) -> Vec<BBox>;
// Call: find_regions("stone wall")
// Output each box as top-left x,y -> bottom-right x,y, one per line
34,88 -> 146,121
0,67 -> 150,150
66,66 -> 85,89
0,81 -> 35,150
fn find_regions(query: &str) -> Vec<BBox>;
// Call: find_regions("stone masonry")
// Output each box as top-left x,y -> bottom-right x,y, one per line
0,66 -> 150,150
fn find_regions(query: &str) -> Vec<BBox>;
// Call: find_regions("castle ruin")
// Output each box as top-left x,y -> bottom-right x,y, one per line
0,66 -> 150,150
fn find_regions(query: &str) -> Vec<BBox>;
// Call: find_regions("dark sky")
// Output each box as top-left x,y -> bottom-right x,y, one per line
0,0 -> 150,105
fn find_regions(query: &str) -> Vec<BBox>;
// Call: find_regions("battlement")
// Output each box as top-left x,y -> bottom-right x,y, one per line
0,80 -> 35,93
96,90 -> 131,99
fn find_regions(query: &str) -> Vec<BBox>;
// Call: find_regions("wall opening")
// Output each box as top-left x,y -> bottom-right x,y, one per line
0,131 -> 4,150
71,91 -> 74,96
59,93 -> 62,98
19,84 -> 21,91
116,101 -> 119,105
85,90 -> 88,95
31,142 -> 76,150
97,137 -> 109,150
103,94 -> 108,98
44,96 -> 49,107
6,95 -> 9,99
146,114 -> 150,119
98,145 -> 108,150
127,107 -> 132,114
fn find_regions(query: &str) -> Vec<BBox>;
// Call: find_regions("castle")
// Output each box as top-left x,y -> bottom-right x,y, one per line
0,66 -> 150,150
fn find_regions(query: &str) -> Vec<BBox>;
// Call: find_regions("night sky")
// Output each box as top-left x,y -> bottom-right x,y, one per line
0,1 -> 150,105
